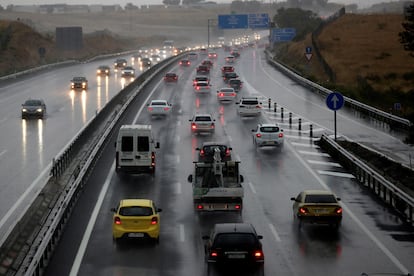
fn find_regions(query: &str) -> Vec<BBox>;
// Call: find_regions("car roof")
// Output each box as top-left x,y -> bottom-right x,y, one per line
150,99 -> 167,103
201,141 -> 229,147
213,223 -> 256,234
194,113 -> 213,117
119,199 -> 153,208
301,190 -> 337,196
219,87 -> 235,91
258,123 -> 280,128
196,81 -> 209,85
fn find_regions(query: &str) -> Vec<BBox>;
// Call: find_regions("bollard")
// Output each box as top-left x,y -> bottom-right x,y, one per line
298,118 -> 302,131
310,124 -> 313,137
268,98 -> 271,109
281,107 -> 284,119
289,112 -> 292,126
274,102 -> 277,113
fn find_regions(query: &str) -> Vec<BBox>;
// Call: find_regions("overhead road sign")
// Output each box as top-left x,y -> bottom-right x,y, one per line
218,14 -> 248,29
248,13 -> 269,29
270,28 -> 296,42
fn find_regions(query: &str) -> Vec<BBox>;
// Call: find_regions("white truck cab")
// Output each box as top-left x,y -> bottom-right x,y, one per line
115,124 -> 160,174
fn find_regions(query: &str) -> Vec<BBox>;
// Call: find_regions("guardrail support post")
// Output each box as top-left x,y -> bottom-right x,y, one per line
274,102 -> 277,113
298,118 -> 302,131
310,124 -> 313,137
289,112 -> 292,126
268,98 -> 271,109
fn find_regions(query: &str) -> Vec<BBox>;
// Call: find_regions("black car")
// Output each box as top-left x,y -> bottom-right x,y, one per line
228,78 -> 243,92
114,58 -> 127,70
196,141 -> 232,162
223,72 -> 239,83
196,65 -> 210,74
141,57 -> 152,67
21,99 -> 46,119
96,65 -> 110,76
203,223 -> 264,273
70,76 -> 88,90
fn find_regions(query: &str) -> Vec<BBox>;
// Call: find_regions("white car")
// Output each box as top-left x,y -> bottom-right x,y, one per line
217,87 -> 237,102
194,81 -> 211,93
225,55 -> 235,63
252,123 -> 284,147
147,100 -> 172,116
236,97 -> 262,116
189,113 -> 215,134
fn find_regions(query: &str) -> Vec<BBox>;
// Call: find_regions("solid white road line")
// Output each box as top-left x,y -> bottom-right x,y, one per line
268,223 -> 281,242
317,170 -> 355,178
290,142 -> 320,148
179,224 -> 185,242
298,150 -> 330,157
248,182 -> 257,194
307,160 -> 342,167
176,182 -> 182,195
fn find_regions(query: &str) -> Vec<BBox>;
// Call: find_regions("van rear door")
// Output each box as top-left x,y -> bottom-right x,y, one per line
136,135 -> 151,165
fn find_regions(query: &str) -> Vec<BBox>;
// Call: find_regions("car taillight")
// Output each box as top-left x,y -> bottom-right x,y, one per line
151,152 -> 155,166
279,133 -> 284,138
231,93 -> 236,96
200,149 -> 205,156
196,86 -> 200,90
211,123 -> 215,128
225,149 -> 230,156
253,250 -> 264,259
234,204 -> 241,210
256,105 -> 261,108
299,207 -> 308,214
114,217 -> 121,225
256,133 -> 262,138
210,251 -> 218,257
148,107 -> 153,111
191,123 -> 197,129
151,217 -> 158,225
163,107 -> 170,111
219,93 -> 224,97
197,204 -> 204,209
335,207 -> 343,214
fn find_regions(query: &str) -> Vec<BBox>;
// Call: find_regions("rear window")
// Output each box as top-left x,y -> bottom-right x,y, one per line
214,233 -> 257,248
305,194 -> 337,203
151,101 -> 166,106
119,206 -> 153,216
195,116 -> 212,121
203,145 -> 227,155
241,100 -> 258,105
260,126 -> 279,132
230,80 -> 241,84
121,136 -> 133,152
137,136 -> 150,152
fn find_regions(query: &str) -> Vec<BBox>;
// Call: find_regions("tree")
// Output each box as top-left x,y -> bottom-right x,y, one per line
399,3 -> 414,57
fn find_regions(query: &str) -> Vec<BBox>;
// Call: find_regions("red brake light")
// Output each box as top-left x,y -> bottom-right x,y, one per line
234,204 -> 241,209
335,207 -> 343,214
163,107 -> 170,111
256,133 -> 262,138
191,123 -> 197,129
279,133 -> 284,138
225,149 -> 230,156
148,107 -> 153,111
299,207 -> 308,214
256,105 -> 261,108
114,217 -> 121,225
254,250 -> 263,258
211,123 -> 215,128
200,149 -> 205,156
196,86 -> 200,90
197,204 -> 204,209
210,251 -> 218,257
219,93 -> 224,97
151,217 -> 158,225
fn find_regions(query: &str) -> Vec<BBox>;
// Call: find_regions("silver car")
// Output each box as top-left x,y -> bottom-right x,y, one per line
189,113 -> 215,134
252,123 -> 284,147
147,100 -> 172,117
194,81 -> 211,93
217,87 -> 237,102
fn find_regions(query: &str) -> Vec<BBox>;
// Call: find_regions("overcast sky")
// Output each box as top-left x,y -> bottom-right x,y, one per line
0,0 -> 402,9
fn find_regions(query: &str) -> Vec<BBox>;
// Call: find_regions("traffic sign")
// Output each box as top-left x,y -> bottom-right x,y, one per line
305,53 -> 312,61
306,46 -> 312,54
218,14 -> 248,29
248,13 -> 269,29
270,28 -> 296,42
326,92 -> 344,111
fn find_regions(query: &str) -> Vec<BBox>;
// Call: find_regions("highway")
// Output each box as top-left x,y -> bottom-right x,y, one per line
1,44 -> 413,275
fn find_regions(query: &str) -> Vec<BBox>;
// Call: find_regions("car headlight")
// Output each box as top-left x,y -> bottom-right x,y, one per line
22,108 -> 27,112
36,108 -> 43,112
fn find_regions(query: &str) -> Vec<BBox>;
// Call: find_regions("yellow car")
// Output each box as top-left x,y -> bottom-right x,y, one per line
290,190 -> 342,229
112,199 -> 162,243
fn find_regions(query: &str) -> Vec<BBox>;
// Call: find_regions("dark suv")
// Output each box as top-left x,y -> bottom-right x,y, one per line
203,223 -> 264,273
228,78 -> 243,92
196,141 -> 232,162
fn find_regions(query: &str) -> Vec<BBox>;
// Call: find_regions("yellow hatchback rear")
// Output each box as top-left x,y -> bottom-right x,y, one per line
112,199 -> 161,243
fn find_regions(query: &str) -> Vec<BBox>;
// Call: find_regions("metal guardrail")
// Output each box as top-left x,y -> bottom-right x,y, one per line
264,50 -> 412,130
6,54 -> 183,276
319,134 -> 414,225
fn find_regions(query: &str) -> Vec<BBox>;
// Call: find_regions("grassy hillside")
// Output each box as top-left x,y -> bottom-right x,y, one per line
275,14 -> 414,119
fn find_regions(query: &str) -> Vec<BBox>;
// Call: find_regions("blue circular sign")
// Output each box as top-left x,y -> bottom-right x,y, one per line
326,92 -> 344,111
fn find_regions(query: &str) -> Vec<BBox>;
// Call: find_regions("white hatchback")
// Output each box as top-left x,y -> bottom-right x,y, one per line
217,87 -> 237,102
252,123 -> 284,147
236,97 -> 262,116
194,81 -> 211,93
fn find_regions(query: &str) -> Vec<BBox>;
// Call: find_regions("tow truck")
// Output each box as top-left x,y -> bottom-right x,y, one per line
187,148 -> 244,213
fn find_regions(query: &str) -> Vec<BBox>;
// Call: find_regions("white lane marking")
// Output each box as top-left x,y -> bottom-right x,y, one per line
248,182 -> 257,194
179,224 -> 185,242
71,72 -> 165,275
308,160 -> 342,167
298,150 -> 330,157
0,150 -> 6,157
283,134 -> 320,141
176,182 -> 182,194
317,170 -> 355,178
268,223 -> 281,242
290,142 -> 320,148
69,162 -> 115,276
285,141 -> 410,274
176,155 -> 180,164
175,135 -> 180,143
228,135 -> 233,142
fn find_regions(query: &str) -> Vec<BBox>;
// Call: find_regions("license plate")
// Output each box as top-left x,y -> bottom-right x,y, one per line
213,204 -> 227,209
227,254 -> 245,259
128,233 -> 144,238
314,209 -> 329,214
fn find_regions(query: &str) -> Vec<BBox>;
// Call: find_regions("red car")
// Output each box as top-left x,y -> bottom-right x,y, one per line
164,72 -> 178,82
196,65 -> 210,74
221,65 -> 234,76
179,59 -> 191,66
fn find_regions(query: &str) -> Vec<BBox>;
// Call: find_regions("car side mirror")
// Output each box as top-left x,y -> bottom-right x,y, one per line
257,235 -> 263,240
290,197 -> 297,201
336,197 -> 341,201
251,129 -> 255,132
156,142 -> 160,149
187,174 -> 193,183
110,208 -> 117,213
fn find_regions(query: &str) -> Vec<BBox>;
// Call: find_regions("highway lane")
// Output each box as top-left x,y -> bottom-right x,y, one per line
45,46 -> 413,275
0,52 -> 167,241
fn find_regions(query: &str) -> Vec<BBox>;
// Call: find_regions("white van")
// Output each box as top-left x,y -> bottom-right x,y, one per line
115,124 -> 160,174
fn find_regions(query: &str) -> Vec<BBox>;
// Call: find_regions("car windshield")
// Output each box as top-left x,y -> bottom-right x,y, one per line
214,233 -> 257,248
119,206 -> 153,216
203,145 -> 227,155
260,126 -> 279,132
24,100 -> 42,106
195,116 -> 212,121
305,194 -> 337,203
